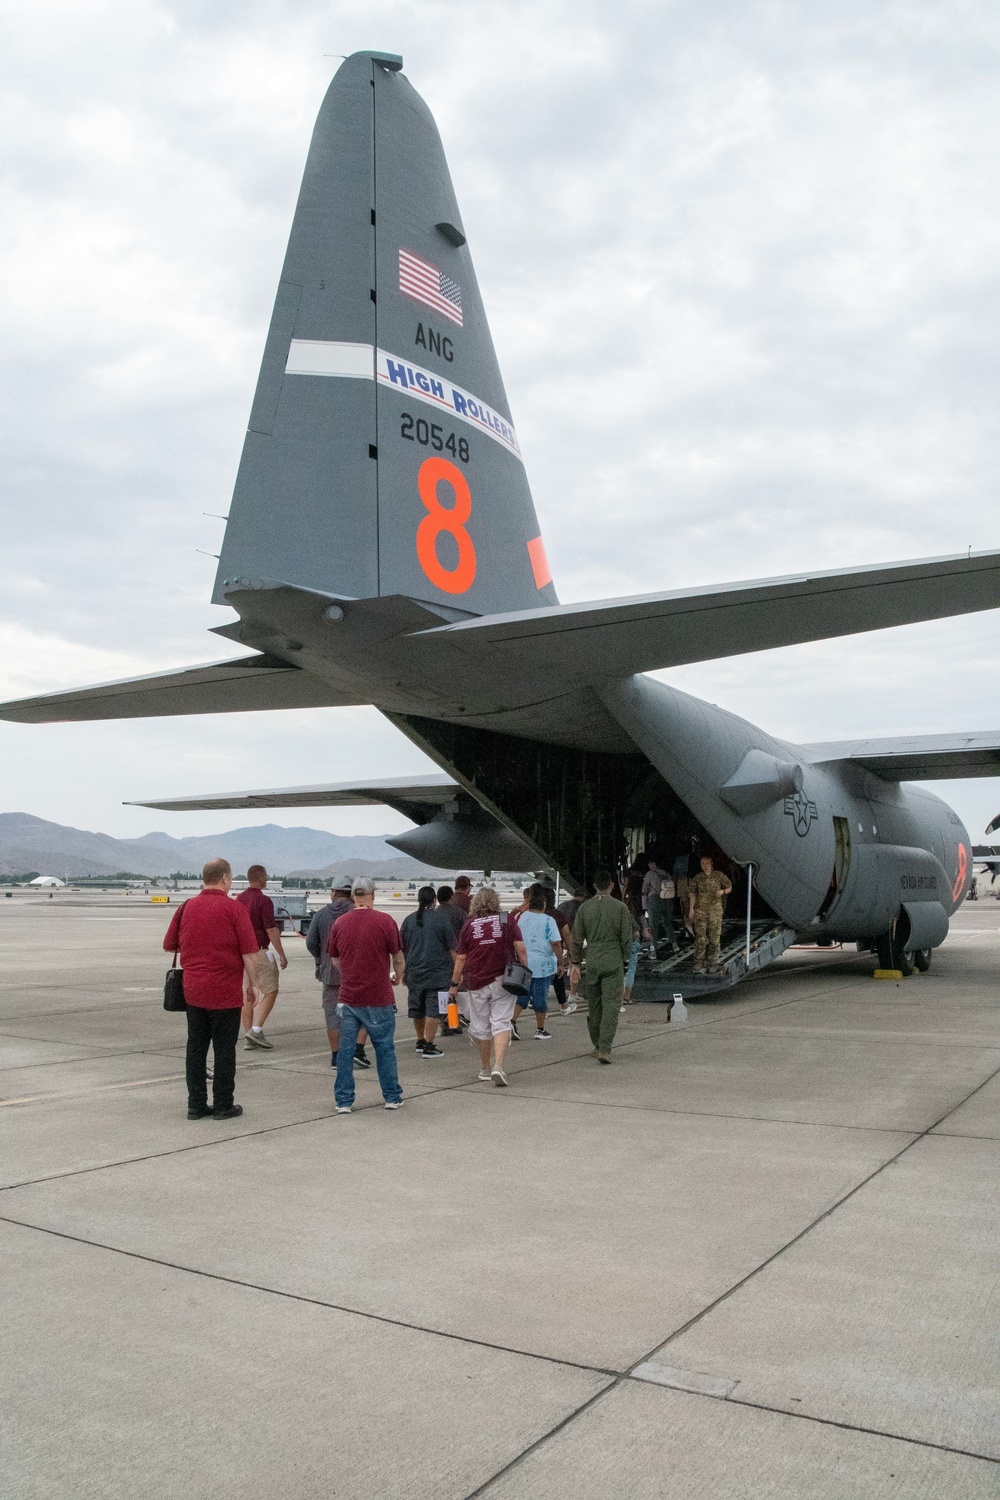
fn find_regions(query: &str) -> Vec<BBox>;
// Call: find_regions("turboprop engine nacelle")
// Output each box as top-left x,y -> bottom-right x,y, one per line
386,811 -> 544,874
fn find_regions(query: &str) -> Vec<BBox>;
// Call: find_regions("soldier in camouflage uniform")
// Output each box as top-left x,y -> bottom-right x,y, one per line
687,855 -> 732,974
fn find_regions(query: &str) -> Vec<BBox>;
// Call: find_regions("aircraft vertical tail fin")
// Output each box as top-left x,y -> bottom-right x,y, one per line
215,51 -> 556,618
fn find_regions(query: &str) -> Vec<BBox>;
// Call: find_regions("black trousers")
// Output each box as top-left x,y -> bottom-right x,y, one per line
186,1005 -> 241,1111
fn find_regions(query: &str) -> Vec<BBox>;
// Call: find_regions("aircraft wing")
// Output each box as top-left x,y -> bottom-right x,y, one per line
414,549 -> 1000,677
0,654 -> 362,723
802,731 -> 1000,781
127,773 -> 459,821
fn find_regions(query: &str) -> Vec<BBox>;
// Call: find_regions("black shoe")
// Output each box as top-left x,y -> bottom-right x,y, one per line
421,1043 -> 444,1058
331,1050 -> 338,1068
212,1104 -> 243,1120
354,1047 -> 372,1069
187,1106 -> 211,1120
415,1039 -> 427,1053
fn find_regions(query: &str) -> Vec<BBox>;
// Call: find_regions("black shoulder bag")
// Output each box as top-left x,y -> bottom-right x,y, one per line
163,901 -> 190,1012
499,912 -> 532,996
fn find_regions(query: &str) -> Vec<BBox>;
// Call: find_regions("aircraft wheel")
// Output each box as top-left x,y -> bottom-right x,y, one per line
912,948 -> 932,972
875,929 -> 914,975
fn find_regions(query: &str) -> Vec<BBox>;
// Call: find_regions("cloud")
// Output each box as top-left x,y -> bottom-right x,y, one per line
1,0 -> 999,838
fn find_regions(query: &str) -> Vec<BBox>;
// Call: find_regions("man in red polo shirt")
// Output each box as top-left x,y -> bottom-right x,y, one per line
163,858 -> 259,1120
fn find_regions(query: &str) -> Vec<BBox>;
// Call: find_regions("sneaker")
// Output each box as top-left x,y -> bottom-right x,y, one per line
559,1002 -> 578,1015
336,1105 -> 352,1115
384,1100 -> 403,1110
510,1021 -> 521,1040
415,1039 -> 427,1053
187,1107 -> 211,1120
533,1029 -> 552,1040
331,1051 -> 338,1068
477,1069 -> 492,1081
597,1053 -> 612,1065
353,1047 -> 372,1069
491,1068 -> 508,1087
421,1043 -> 444,1058
243,1034 -> 259,1050
252,1030 -> 273,1050
212,1104 -> 243,1119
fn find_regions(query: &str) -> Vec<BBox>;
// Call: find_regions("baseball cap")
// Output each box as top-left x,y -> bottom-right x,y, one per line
351,877 -> 375,896
332,876 -> 353,893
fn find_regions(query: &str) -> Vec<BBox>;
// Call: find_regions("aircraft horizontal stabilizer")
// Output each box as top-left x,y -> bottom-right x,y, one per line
127,773 -> 458,817
803,731 -> 1000,781
416,549 -> 1000,677
0,654 -> 361,724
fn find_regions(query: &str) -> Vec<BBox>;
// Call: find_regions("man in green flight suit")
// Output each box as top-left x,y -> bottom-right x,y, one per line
570,870 -> 633,1063
688,854 -> 733,975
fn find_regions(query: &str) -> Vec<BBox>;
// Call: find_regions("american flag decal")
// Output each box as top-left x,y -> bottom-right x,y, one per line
399,248 -> 463,327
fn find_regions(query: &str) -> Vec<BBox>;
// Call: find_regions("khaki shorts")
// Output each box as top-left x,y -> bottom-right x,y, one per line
467,977 -> 516,1040
246,950 -> 279,998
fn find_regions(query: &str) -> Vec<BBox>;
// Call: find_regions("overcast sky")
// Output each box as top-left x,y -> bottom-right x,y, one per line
2,0 -> 1000,842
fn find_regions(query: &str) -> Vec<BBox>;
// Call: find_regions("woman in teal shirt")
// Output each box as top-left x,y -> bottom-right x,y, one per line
512,884 -> 563,1040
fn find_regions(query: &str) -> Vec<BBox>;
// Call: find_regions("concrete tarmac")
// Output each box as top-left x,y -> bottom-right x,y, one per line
1,891 -> 998,1497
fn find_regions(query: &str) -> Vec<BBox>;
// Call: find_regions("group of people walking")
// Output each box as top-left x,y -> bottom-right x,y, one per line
164,860 -> 652,1119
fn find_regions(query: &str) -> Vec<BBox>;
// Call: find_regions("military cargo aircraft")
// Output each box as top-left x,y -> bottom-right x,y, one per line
4,50 -> 1000,996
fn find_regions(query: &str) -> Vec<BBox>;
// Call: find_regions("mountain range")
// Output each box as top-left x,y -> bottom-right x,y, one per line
0,813 -> 449,880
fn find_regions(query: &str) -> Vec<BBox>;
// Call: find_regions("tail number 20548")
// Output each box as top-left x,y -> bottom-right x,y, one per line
416,457 -> 476,594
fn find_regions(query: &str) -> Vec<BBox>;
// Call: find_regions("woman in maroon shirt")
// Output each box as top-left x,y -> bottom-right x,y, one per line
448,887 -> 526,1089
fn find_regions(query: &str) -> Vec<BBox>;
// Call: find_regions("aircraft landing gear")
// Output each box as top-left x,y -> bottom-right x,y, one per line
875,928 -> 914,976
912,948 -> 932,972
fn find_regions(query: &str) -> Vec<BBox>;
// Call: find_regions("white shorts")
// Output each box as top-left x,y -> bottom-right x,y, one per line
467,977 -> 516,1040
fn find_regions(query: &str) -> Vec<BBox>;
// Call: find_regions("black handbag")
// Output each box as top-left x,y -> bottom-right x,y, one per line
498,913 -> 532,996
501,961 -> 532,996
163,902 -> 189,1012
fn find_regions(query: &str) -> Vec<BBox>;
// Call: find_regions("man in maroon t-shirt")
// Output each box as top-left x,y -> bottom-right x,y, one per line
163,857 -> 259,1120
327,878 -> 406,1113
452,875 -> 472,914
235,864 -> 288,1051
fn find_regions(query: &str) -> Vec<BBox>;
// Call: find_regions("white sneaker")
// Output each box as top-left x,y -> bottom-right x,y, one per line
336,1105 -> 352,1115
560,1002 -> 578,1015
477,1068 -> 491,1081
384,1100 -> 403,1110
491,1069 -> 508,1088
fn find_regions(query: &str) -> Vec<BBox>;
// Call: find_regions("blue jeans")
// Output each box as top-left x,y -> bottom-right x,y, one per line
335,1005 -> 401,1107
625,937 -> 641,989
523,975 -> 551,1013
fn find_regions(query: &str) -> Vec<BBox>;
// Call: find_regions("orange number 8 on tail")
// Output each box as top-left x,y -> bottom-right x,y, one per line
416,457 -> 476,594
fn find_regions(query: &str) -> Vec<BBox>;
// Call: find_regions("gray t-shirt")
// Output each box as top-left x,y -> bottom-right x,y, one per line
400,907 -> 458,991
436,901 -> 467,945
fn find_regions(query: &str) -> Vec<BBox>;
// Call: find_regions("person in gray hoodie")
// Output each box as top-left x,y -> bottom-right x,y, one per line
305,878 -> 370,1069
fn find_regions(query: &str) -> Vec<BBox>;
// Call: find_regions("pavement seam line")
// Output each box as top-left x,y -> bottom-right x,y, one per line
459,1383 -> 619,1500
461,1327 -> 1000,1498
627,1056 -> 1000,1362
0,1210 -> 618,1379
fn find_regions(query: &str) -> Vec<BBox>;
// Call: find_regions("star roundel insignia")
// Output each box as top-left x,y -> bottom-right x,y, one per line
783,789 -> 818,837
